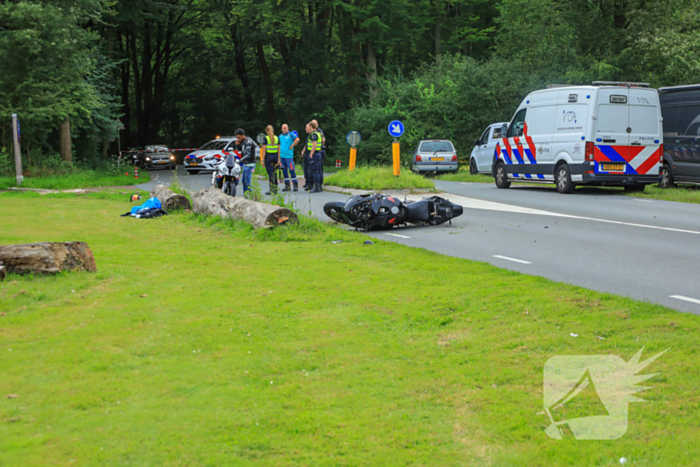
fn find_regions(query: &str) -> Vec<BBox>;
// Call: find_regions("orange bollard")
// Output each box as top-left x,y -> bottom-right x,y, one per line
392,142 -> 400,176
134,166 -> 139,179
349,147 -> 357,171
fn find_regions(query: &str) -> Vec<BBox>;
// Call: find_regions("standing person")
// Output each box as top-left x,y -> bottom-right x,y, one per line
261,125 -> 280,195
302,135 -> 311,191
278,124 -> 300,192
234,128 -> 256,196
311,119 -> 326,188
306,122 -> 323,193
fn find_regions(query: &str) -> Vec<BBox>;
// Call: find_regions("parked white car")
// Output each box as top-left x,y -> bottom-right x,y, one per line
493,82 -> 663,193
469,122 -> 508,175
185,137 -> 260,174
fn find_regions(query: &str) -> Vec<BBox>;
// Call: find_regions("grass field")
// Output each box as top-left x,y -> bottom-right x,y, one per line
325,167 -> 435,191
0,170 -> 150,191
1,191 -> 699,466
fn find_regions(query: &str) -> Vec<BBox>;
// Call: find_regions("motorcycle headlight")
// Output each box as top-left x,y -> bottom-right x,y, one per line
170,155 -> 175,160
146,157 -> 151,161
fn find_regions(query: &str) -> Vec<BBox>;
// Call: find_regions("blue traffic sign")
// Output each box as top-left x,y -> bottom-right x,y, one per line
346,131 -> 361,147
388,120 -> 404,138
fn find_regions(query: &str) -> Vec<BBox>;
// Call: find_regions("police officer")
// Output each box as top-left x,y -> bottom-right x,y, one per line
311,119 -> 326,188
261,125 -> 280,195
233,128 -> 256,196
305,122 -> 323,193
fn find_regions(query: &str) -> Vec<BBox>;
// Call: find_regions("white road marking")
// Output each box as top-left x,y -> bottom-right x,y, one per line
384,233 -> 411,239
670,295 -> 700,305
633,199 -> 653,203
405,194 -> 700,236
493,255 -> 532,264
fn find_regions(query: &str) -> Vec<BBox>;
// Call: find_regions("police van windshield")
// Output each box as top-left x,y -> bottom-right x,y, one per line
420,141 -> 453,152
199,140 -> 230,150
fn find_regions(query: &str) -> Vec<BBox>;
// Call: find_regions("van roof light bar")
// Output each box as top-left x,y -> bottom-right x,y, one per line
592,81 -> 650,88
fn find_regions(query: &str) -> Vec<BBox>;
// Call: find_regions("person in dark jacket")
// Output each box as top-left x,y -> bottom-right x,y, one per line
234,128 -> 256,196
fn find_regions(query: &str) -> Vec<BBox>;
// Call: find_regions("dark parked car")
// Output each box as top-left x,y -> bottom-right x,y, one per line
658,85 -> 700,187
143,145 -> 176,170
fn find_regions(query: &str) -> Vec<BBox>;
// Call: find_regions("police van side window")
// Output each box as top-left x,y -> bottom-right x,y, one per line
679,105 -> 700,136
508,109 -> 527,138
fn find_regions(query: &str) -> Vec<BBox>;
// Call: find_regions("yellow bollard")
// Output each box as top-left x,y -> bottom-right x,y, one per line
349,147 -> 357,171
392,141 -> 400,176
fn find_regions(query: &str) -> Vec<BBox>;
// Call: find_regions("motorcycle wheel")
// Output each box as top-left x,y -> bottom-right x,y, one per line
224,181 -> 235,197
323,201 -> 348,224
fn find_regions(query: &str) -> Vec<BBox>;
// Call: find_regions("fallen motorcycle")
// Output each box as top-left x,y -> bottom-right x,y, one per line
212,152 -> 241,197
323,193 -> 463,231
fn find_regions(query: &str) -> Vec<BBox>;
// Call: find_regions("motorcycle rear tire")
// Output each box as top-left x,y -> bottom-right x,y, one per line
323,201 -> 347,224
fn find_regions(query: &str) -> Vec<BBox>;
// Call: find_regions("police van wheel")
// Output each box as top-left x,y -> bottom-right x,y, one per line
469,159 -> 478,175
659,163 -> 675,189
555,164 -> 575,194
494,163 -> 510,189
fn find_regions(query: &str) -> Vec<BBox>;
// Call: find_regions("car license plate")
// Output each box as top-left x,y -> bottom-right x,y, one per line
157,160 -> 167,164
432,157 -> 444,161
602,163 -> 625,171
190,162 -> 199,166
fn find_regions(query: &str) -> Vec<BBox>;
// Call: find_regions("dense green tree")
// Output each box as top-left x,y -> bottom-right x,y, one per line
4,0 -> 700,167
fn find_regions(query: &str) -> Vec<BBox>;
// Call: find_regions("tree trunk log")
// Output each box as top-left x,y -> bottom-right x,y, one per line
150,184 -> 191,211
0,242 -> 97,276
59,117 -> 72,163
192,187 -> 298,229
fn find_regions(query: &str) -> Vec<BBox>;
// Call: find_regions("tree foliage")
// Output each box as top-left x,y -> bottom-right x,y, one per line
2,0 -> 700,166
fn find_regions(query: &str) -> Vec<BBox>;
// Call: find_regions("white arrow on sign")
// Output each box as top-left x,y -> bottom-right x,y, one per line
391,124 -> 401,134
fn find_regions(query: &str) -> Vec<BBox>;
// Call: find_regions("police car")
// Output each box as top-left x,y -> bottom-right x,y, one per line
493,82 -> 663,193
185,137 -> 260,174
469,122 -> 508,174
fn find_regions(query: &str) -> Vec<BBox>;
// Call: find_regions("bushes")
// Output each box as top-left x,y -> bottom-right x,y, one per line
331,55 -> 528,166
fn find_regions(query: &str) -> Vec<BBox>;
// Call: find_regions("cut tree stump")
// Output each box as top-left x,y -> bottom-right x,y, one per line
0,242 -> 97,276
192,187 -> 298,229
150,184 -> 191,211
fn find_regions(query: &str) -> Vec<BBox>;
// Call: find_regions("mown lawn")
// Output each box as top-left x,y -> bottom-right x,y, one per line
325,167 -> 435,191
0,170 -> 151,191
1,191 -> 699,466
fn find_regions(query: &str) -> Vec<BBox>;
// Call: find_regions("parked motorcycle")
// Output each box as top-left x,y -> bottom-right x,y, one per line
212,152 -> 241,197
323,193 -> 463,231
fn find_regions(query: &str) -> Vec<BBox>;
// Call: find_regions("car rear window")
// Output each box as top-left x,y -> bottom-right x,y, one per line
419,141 -> 453,152
199,141 -> 230,150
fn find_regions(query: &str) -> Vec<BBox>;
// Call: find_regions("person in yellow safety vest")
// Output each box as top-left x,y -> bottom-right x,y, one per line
305,121 -> 323,193
261,124 -> 280,195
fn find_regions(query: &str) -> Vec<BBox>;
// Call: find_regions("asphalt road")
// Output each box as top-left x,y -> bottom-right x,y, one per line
139,167 -> 700,314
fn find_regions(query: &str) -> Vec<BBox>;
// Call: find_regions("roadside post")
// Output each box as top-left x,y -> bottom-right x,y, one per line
346,131 -> 361,171
387,120 -> 404,176
12,114 -> 23,185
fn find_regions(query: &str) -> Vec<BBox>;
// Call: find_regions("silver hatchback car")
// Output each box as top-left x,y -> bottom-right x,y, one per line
412,139 -> 458,173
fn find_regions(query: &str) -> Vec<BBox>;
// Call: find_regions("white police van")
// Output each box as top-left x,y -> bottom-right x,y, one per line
493,82 -> 663,193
